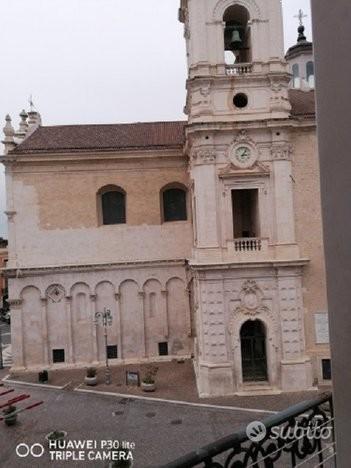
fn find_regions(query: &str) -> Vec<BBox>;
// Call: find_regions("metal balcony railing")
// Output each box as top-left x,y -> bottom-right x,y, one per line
159,392 -> 335,468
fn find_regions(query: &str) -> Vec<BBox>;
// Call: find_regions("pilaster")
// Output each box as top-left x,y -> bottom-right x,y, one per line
8,299 -> 24,369
90,294 -> 98,363
65,295 -> 75,364
40,297 -> 50,365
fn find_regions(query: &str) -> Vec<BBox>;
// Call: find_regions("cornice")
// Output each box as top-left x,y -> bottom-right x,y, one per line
189,258 -> 310,271
5,258 -> 188,278
2,147 -> 185,167
185,117 -> 315,135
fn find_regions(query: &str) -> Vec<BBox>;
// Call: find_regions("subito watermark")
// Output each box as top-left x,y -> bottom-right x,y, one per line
246,417 -> 333,443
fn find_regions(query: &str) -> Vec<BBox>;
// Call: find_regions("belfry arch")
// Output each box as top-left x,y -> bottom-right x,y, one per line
223,4 -> 252,64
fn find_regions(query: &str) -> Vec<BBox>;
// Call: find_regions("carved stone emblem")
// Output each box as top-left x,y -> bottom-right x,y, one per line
234,130 -> 255,146
46,284 -> 65,303
234,280 -> 268,318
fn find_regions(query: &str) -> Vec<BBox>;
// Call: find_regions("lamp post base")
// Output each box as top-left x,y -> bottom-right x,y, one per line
105,367 -> 111,385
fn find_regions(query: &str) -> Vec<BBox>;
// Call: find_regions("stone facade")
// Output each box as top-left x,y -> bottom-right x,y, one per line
8,263 -> 192,370
1,0 -> 330,396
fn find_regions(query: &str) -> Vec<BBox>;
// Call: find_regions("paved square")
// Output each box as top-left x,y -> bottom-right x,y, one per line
0,383 -> 270,468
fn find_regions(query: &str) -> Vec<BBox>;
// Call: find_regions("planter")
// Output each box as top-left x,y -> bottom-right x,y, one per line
39,370 -> 49,383
84,376 -> 98,386
141,381 -> 156,392
4,412 -> 17,426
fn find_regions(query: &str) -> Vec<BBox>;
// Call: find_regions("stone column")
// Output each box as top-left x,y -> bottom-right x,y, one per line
271,148 -> 296,245
90,294 -> 98,363
65,296 -> 75,364
8,299 -> 24,369
138,291 -> 147,358
191,150 -> 220,255
277,268 -> 312,391
161,290 -> 169,339
196,273 -> 234,397
40,297 -> 50,366
185,287 -> 192,337
4,172 -> 17,270
114,293 -> 122,360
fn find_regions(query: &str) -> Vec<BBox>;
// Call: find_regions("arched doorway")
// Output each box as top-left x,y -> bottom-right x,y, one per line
240,320 -> 268,382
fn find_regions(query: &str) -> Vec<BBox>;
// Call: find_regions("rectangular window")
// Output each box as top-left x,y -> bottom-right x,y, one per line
52,349 -> 65,363
232,189 -> 259,239
322,359 -> 332,380
107,345 -> 118,359
158,342 -> 169,356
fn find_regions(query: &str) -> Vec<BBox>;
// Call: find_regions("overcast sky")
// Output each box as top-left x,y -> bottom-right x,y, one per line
0,0 -> 312,237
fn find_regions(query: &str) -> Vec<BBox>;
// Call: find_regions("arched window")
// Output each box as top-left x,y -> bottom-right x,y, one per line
306,61 -> 315,88
97,186 -> 126,225
306,61 -> 314,79
223,5 -> 251,64
161,184 -> 187,222
292,63 -> 300,88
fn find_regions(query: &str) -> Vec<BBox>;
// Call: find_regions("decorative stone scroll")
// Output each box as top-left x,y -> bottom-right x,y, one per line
228,281 -> 270,339
271,144 -> 293,161
192,149 -> 216,164
233,130 -> 256,147
236,280 -> 269,316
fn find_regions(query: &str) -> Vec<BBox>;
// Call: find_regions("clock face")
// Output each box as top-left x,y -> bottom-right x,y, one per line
235,146 -> 251,164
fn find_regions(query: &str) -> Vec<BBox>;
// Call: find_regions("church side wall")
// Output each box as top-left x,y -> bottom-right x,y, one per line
291,127 -> 330,384
8,154 -> 192,268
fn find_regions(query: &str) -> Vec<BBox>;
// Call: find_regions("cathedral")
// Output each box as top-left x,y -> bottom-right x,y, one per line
1,0 -> 330,397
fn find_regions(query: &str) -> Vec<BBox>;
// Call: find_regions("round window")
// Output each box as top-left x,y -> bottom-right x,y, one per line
233,93 -> 248,109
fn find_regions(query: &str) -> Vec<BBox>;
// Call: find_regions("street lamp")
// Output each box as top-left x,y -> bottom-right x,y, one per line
94,308 -> 113,385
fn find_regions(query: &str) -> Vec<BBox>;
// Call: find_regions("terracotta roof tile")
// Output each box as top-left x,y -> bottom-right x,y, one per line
12,121 -> 187,154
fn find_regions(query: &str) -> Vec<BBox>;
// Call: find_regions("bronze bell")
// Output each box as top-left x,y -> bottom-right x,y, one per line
230,29 -> 242,50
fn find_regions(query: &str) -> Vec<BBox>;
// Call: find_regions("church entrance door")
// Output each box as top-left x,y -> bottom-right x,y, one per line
240,320 -> 268,382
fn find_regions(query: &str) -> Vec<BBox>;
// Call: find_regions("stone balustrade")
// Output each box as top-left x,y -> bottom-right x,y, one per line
226,63 -> 253,75
234,238 -> 262,252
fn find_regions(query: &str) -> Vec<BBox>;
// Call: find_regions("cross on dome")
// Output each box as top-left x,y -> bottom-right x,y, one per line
294,9 -> 307,27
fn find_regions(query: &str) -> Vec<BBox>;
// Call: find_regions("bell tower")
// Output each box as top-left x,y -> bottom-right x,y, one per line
180,0 -> 313,397
180,0 -> 291,123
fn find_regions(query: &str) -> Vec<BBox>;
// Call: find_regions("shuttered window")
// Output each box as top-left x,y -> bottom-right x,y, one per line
163,188 -> 187,222
102,191 -> 126,225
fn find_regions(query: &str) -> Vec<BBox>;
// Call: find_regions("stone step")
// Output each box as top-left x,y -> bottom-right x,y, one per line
2,344 -> 12,368
236,383 -> 282,396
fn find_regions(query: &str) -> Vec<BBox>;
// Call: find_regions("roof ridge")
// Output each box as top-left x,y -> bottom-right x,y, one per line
38,120 -> 187,129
